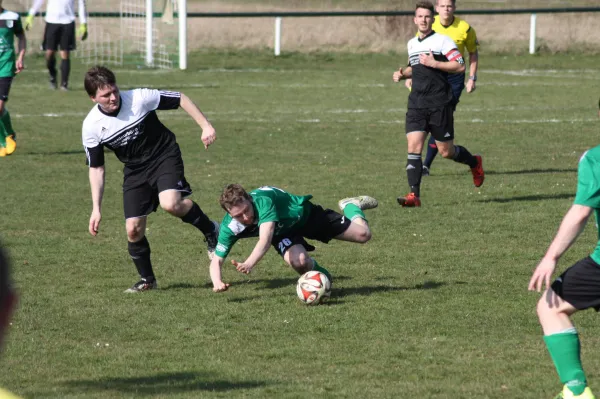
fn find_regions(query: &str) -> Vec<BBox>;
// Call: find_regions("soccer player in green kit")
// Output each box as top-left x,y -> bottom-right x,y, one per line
528,146 -> 600,399
0,1 -> 25,157
210,184 -> 378,293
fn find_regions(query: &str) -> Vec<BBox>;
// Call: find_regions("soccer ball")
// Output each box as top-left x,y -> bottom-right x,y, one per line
296,271 -> 331,305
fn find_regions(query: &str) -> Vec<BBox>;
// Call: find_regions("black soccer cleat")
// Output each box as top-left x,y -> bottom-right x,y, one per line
205,221 -> 220,260
124,277 -> 157,293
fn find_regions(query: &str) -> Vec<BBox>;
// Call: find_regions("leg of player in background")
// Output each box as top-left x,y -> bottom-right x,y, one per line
398,130 -> 427,207
59,50 -> 70,91
0,100 -> 7,157
125,216 -> 157,293
536,289 -> 593,398
436,139 -> 484,187
45,49 -> 57,89
422,135 -> 438,175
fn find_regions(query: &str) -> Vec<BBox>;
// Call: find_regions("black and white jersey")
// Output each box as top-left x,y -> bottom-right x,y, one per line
407,31 -> 464,109
82,89 -> 181,168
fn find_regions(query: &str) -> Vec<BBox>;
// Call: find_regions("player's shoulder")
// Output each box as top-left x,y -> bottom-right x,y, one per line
0,10 -> 20,21
580,145 -> 600,165
82,106 -> 104,130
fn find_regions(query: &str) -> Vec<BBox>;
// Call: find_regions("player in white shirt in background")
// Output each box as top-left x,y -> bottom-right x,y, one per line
24,0 -> 87,90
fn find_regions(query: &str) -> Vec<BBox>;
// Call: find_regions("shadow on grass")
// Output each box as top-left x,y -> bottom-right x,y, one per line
478,193 -> 573,203
335,279 -> 447,298
485,168 -> 577,176
162,282 -> 203,290
61,371 -> 266,395
24,150 -> 82,156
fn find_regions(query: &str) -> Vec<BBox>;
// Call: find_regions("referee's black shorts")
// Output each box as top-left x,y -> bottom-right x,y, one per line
405,104 -> 455,142
43,21 -> 76,51
122,148 -> 192,219
551,256 -> 600,311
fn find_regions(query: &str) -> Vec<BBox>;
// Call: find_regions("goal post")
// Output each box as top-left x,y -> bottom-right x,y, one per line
18,0 -> 187,70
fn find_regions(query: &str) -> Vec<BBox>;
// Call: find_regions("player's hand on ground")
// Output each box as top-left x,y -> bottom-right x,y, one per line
419,50 -> 437,68
24,15 -> 34,30
528,258 -> 557,292
466,79 -> 476,93
89,211 -> 101,236
213,281 -> 230,292
232,259 -> 253,274
200,125 -> 216,149
404,78 -> 412,91
392,68 -> 404,82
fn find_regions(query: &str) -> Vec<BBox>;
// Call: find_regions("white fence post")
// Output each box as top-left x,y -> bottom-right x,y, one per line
274,17 -> 282,56
529,13 -> 537,54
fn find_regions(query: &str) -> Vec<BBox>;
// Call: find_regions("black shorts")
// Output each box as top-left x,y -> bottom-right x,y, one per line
271,204 -> 352,256
122,151 -> 192,219
43,22 -> 76,51
0,77 -> 13,101
551,256 -> 600,311
406,104 -> 455,142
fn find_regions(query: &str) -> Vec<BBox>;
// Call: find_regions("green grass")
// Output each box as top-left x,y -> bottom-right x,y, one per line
1,50 -> 600,398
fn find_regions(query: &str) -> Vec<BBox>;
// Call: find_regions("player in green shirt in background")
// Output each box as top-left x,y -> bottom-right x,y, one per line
210,184 -> 378,293
528,146 -> 600,399
0,1 -> 25,157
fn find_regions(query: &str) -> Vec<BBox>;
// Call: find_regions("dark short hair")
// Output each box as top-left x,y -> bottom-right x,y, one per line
416,1 -> 435,14
84,66 -> 117,97
219,184 -> 253,212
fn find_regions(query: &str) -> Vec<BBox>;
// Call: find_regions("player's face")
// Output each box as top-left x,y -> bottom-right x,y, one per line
436,0 -> 456,20
414,8 -> 434,34
227,200 -> 255,226
92,84 -> 120,113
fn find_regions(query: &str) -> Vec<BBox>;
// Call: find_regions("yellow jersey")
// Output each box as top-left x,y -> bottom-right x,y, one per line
0,388 -> 22,399
431,16 -> 478,57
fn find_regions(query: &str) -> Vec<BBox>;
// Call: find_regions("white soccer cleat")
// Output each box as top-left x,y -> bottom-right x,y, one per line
338,196 -> 379,212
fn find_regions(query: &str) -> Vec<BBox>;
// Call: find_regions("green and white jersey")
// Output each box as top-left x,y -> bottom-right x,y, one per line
574,145 -> 600,264
0,10 -> 23,78
215,186 -> 313,259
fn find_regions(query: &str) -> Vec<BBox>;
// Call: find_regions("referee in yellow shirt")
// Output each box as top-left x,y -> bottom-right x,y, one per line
406,0 -> 479,176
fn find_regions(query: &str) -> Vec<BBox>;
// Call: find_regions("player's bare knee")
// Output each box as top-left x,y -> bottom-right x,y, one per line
288,253 -> 312,274
160,200 -> 180,215
439,147 -> 453,158
126,223 -> 145,242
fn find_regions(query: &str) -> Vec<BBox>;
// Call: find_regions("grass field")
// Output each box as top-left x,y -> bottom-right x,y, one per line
1,50 -> 600,398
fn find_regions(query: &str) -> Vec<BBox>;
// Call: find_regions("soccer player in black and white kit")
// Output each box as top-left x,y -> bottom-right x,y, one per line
24,0 -> 88,90
392,1 -> 484,207
82,66 -> 219,293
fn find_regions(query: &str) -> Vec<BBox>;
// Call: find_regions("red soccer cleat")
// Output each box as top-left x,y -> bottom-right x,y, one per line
471,155 -> 484,187
397,192 -> 421,207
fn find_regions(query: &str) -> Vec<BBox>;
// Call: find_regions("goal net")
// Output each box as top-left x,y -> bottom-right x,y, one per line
16,0 -> 181,69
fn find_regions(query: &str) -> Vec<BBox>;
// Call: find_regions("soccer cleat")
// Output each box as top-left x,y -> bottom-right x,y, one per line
0,146 -> 6,157
60,83 -> 69,91
471,154 -> 485,187
397,192 -> 421,207
5,135 -> 16,155
205,221 -> 220,260
338,196 -> 379,212
124,278 -> 157,293
422,165 -> 430,176
49,78 -> 57,90
554,386 -> 595,399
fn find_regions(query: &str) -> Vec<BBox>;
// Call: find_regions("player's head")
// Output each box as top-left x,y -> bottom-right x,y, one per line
414,1 -> 435,33
220,184 -> 255,225
0,242 -> 17,352
436,0 -> 456,20
85,66 -> 120,113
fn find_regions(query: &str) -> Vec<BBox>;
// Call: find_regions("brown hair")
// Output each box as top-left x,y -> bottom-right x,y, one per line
416,1 -> 435,14
219,184 -> 253,212
84,66 -> 117,97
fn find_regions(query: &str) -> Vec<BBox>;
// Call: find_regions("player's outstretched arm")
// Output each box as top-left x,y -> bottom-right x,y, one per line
528,204 -> 593,292
179,93 -> 216,149
210,255 -> 230,292
232,222 -> 275,275
88,166 -> 105,236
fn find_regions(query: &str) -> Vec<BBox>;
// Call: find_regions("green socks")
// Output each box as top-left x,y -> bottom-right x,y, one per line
342,203 -> 366,222
544,328 -> 587,395
1,108 -> 15,137
312,260 -> 332,283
